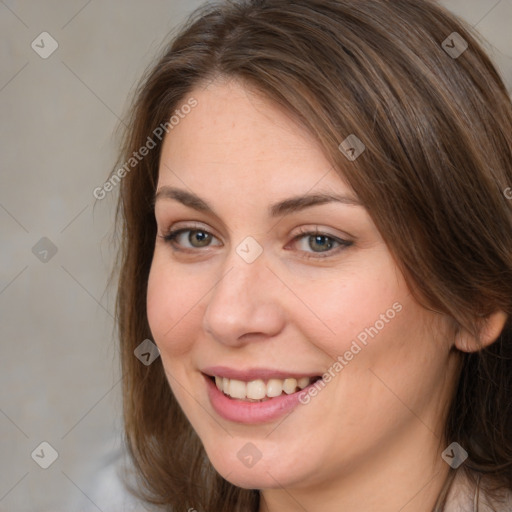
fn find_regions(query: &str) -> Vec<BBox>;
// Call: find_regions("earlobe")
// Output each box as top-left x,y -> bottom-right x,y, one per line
455,310 -> 509,353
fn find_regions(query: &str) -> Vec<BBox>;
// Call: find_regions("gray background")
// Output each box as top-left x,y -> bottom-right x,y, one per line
1,1 -> 511,511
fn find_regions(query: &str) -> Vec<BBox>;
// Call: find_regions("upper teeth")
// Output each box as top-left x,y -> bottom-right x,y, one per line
214,376 -> 314,401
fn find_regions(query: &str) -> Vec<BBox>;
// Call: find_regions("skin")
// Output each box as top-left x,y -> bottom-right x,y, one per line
146,77 -> 507,512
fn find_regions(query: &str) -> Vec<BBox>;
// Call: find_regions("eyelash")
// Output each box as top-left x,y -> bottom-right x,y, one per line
159,225 -> 353,260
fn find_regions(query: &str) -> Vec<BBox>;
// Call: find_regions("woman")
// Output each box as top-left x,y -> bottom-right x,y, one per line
110,0 -> 512,510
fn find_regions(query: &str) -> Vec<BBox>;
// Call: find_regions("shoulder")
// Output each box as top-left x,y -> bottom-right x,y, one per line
480,480 -> 512,512
444,469 -> 512,512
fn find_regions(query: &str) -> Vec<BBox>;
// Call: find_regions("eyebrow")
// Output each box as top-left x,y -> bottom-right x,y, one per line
153,186 -> 362,217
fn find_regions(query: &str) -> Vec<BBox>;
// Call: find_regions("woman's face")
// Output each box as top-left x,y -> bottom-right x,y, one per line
147,79 -> 457,494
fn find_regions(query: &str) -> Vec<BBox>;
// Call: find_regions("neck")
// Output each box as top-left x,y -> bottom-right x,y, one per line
258,423 -> 452,512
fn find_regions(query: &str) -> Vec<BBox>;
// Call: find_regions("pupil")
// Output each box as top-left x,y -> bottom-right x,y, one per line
191,231 -> 210,247
311,235 -> 331,252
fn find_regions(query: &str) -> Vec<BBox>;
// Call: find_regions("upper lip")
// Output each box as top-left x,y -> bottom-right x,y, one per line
201,366 -> 321,382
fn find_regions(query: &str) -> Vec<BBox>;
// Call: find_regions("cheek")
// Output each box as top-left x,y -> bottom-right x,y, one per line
146,255 -> 205,358
318,270 -> 432,374
296,254 -> 444,414
315,271 -> 447,429
300,256 -> 403,358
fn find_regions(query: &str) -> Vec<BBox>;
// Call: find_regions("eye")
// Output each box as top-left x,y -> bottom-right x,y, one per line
289,227 -> 353,259
160,228 -> 222,249
159,225 -> 352,259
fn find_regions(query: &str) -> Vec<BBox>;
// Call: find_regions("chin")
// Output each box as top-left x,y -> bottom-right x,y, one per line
215,463 -> 287,490
203,443 -> 307,490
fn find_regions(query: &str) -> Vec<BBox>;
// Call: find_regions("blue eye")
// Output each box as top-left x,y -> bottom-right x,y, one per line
291,229 -> 352,259
160,227 -> 352,259
298,234 -> 337,252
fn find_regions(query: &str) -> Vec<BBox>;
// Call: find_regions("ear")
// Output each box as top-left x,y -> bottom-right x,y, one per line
455,310 -> 508,353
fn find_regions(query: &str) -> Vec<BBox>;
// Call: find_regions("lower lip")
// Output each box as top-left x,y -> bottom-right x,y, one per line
203,374 -> 318,424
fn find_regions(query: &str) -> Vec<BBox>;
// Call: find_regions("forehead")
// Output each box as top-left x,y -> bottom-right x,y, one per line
157,79 -> 352,197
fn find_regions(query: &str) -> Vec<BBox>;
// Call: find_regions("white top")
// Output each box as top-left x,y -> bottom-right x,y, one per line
445,470 -> 512,511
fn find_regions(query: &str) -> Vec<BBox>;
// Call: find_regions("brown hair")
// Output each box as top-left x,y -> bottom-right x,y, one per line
109,0 -> 512,510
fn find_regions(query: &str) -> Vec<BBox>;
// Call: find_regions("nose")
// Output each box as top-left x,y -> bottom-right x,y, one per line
202,248 -> 285,347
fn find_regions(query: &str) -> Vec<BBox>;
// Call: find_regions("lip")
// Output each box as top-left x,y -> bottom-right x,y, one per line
201,365 -> 320,382
202,372 -> 322,424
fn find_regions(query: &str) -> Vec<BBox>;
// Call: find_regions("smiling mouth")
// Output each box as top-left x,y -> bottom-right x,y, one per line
209,375 -> 322,402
